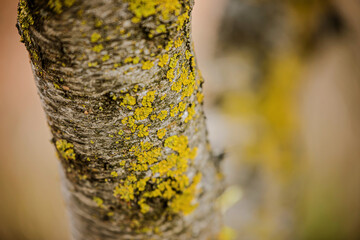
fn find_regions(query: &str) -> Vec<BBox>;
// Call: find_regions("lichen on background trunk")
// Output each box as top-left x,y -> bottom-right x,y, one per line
17,0 -> 223,239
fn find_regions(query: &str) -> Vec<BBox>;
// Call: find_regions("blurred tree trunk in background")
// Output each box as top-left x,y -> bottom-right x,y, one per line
214,0 -> 360,239
17,0 -> 222,239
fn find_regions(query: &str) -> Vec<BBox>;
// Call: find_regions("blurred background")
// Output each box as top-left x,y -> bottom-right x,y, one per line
0,0 -> 359,239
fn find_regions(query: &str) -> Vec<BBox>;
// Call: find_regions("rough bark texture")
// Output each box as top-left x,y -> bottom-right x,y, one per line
17,0 -> 223,239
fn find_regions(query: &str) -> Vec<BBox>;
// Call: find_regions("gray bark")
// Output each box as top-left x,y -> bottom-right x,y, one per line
17,0 -> 223,239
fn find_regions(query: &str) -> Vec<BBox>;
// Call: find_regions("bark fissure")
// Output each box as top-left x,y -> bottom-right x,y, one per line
18,0 -> 222,239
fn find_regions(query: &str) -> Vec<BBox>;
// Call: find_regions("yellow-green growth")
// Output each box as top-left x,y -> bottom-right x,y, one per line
167,69 -> 175,82
196,92 -> 204,103
48,0 -> 63,14
174,38 -> 184,48
142,91 -> 156,107
95,18 -> 103,27
156,24 -> 166,33
93,197 -> 104,208
134,107 -> 153,120
113,135 -> 200,215
158,54 -> 169,68
121,94 -> 136,106
18,0 -> 34,48
92,44 -> 103,53
64,0 -> 76,7
56,139 -> 76,160
88,62 -> 98,67
157,129 -> 167,139
157,110 -> 168,121
137,124 -> 149,137
184,104 -> 195,123
91,32 -> 101,42
126,0 -> 181,20
142,60 -> 154,70
48,0 -> 76,14
102,54 -> 110,62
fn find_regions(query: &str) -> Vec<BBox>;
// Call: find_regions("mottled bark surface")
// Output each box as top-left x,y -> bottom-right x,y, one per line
17,0 -> 222,239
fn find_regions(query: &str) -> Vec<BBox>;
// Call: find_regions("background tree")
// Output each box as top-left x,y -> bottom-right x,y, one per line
17,0 -> 223,239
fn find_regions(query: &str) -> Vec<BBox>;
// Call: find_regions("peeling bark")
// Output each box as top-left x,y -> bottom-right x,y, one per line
17,0 -> 222,239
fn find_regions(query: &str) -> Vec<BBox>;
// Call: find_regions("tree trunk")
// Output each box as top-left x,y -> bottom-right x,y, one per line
17,0 -> 222,239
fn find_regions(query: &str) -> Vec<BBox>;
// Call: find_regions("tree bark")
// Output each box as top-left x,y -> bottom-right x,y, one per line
17,0 -> 222,239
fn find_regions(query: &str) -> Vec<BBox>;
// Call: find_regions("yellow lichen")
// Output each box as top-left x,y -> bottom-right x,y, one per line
90,32 -> 101,43
124,57 -> 133,63
176,9 -> 190,31
156,24 -> 166,33
56,139 -> 76,160
158,54 -> 169,68
142,60 -> 154,70
166,69 -> 175,82
95,18 -> 103,27
134,107 -> 153,120
137,124 -> 149,137
157,128 -> 167,139
181,84 -> 194,99
121,94 -> 136,106
113,134 -> 200,215
171,81 -> 182,93
88,62 -> 98,67
93,197 -> 104,208
131,17 -> 141,23
48,0 -> 63,14
114,184 -> 135,201
126,0 -> 181,20
139,198 -> 150,213
54,83 -> 61,89
142,91 -> 156,107
169,55 -> 178,68
169,173 -> 201,214
184,104 -> 195,123
170,105 -> 179,117
102,54 -> 110,62
174,38 -> 183,48
185,50 -> 192,60
178,102 -> 186,112
111,171 -> 118,177
150,114 -> 157,121
122,116 -> 137,132
165,40 -> 173,51
92,44 -> 103,53
157,110 -> 168,121
196,92 -> 204,103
